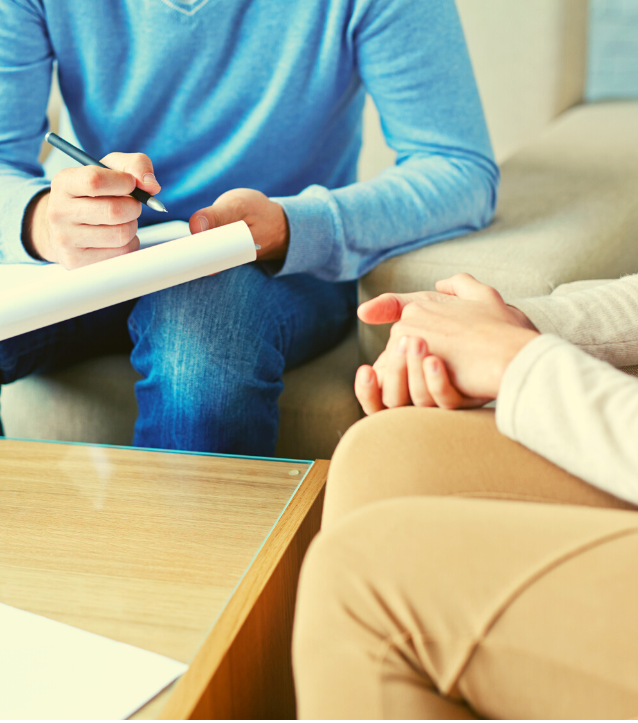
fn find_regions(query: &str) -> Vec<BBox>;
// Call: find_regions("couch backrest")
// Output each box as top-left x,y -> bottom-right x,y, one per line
459,0 -> 588,160
358,0 -> 589,180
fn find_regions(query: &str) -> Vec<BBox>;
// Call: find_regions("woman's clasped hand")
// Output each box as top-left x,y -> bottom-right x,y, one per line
355,273 -> 540,415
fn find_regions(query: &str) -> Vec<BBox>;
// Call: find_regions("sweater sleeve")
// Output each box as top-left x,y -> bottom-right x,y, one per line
0,0 -> 53,265
496,334 -> 638,506
271,0 -> 499,282
511,275 -> 638,367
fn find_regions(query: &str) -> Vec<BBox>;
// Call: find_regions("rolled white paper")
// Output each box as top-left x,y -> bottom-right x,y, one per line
0,220 -> 256,342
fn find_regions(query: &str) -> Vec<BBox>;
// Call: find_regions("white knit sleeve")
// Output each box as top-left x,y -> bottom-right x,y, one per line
496,334 -> 638,506
510,274 -> 638,367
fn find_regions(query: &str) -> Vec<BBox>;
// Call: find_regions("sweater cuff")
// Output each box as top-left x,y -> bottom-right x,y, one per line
496,334 -> 567,439
0,178 -> 50,265
268,186 -> 336,277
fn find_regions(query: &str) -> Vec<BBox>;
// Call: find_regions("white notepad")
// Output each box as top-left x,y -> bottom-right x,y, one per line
0,220 -> 256,342
0,602 -> 188,719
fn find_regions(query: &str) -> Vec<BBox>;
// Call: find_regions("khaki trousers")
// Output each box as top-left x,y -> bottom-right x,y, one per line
293,408 -> 638,719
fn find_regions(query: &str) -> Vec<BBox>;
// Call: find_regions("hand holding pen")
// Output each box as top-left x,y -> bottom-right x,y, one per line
24,134 -> 166,269
24,132 -> 287,269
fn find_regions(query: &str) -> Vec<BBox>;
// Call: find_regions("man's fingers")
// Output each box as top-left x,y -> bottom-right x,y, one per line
100,152 -> 161,194
435,273 -> 503,303
49,194 -> 142,226
423,356 -> 466,410
406,337 -> 435,407
71,220 -> 138,249
56,235 -> 140,269
54,165 -> 137,199
355,365 -> 385,416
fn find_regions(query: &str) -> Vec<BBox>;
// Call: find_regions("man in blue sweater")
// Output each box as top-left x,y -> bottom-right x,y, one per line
0,0 -> 498,455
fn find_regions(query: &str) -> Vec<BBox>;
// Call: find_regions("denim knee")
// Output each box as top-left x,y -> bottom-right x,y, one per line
129,267 -> 287,381
128,265 -> 355,453
128,267 -> 289,453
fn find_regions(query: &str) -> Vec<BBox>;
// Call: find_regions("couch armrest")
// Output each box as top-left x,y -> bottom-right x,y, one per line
359,102 -> 638,363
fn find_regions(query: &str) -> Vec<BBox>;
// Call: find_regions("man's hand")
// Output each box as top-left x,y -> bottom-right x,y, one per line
25,152 -> 162,269
189,189 -> 289,260
355,273 -> 539,409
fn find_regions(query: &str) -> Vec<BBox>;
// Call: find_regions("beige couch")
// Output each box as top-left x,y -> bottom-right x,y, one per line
4,0 -> 638,459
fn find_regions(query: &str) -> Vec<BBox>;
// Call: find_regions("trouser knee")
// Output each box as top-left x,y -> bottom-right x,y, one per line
324,407 -> 437,528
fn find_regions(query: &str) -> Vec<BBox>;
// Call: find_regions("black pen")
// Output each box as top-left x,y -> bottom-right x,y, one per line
45,132 -> 167,213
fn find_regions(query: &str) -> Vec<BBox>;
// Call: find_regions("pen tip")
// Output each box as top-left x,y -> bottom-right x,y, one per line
147,197 -> 168,213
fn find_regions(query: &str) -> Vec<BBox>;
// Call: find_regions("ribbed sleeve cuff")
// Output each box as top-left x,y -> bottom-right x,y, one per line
269,185 -> 336,277
495,334 -> 566,439
0,177 -> 50,264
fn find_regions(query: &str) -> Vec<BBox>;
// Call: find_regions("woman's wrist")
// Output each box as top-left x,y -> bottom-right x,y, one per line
491,327 -> 540,396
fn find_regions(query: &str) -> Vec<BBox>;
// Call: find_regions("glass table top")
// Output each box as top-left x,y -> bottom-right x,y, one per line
0,437 -> 313,718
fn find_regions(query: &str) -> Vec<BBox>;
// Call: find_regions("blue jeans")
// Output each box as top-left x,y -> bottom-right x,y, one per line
0,265 -> 357,456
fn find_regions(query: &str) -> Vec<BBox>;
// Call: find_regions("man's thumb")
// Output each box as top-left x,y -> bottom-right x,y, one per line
189,194 -> 245,235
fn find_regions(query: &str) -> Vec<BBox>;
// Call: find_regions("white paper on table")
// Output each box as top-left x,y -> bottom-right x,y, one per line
0,601 -> 188,720
0,220 -> 256,342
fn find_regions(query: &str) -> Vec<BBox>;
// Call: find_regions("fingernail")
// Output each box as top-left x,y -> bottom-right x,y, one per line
143,173 -> 159,186
428,357 -> 439,373
410,338 -> 425,357
396,336 -> 408,355
198,216 -> 209,232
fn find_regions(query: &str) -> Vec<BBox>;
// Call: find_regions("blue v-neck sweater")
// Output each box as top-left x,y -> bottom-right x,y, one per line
0,0 -> 498,281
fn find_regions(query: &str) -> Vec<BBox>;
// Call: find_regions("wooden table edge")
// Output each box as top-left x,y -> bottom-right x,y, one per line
158,459 -> 329,719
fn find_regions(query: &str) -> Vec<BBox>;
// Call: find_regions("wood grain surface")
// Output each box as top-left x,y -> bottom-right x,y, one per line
161,459 -> 329,719
0,439 -> 318,718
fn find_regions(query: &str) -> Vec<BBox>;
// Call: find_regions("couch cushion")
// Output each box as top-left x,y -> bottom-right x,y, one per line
358,102 -> 638,363
1,329 -> 361,460
1,355 -> 140,447
276,328 -> 361,461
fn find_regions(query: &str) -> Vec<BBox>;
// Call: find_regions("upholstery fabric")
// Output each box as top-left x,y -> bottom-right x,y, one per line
276,329 -> 361,460
2,329 -> 362,459
2,355 -> 139,447
457,0 -> 588,162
